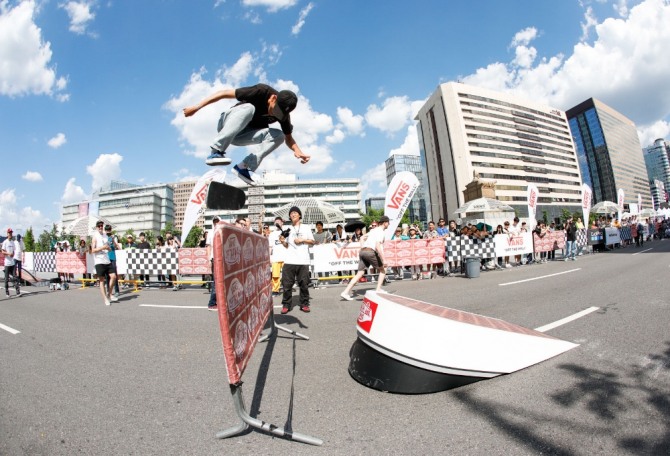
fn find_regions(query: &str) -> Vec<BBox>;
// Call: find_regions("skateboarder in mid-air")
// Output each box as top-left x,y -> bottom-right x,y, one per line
183,83 -> 311,186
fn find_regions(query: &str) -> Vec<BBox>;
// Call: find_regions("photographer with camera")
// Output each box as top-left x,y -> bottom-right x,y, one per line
267,216 -> 287,296
279,206 -> 315,314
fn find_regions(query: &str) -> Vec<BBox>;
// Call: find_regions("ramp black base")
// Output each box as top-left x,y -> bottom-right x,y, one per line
348,338 -> 482,394
206,181 -> 246,211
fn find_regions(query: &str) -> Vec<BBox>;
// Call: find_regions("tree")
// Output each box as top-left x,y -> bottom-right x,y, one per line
183,226 -> 203,248
23,227 -> 35,252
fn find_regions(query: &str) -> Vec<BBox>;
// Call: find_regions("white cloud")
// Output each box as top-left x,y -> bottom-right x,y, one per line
365,96 -> 426,137
337,107 -> 365,136
291,2 -> 314,36
61,177 -> 88,203
389,125 -> 420,157
460,0 -> 670,141
613,0 -> 630,17
0,188 -> 43,231
325,128 -> 345,144
223,52 -> 255,87
638,120 -> 670,148
358,163 -> 388,198
580,6 -> 599,41
0,0 -> 69,98
86,153 -> 123,191
365,96 -> 415,135
22,171 -> 43,182
242,0 -> 297,12
60,1 -> 96,35
48,132 -> 67,148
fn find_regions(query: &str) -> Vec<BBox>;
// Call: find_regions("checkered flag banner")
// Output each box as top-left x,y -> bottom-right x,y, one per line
127,249 -> 179,275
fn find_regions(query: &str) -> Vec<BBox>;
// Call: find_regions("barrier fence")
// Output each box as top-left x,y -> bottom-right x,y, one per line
21,228 -> 628,278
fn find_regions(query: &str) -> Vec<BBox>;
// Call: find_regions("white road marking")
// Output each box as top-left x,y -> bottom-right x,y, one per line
632,248 -> 653,256
534,306 -> 600,333
499,268 -> 581,286
139,304 -> 208,309
0,322 -> 21,335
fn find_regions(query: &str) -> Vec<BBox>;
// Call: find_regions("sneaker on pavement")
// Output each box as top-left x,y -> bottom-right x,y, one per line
300,305 -> 310,313
109,295 -> 119,302
5,291 -> 9,298
233,164 -> 255,186
340,292 -> 354,301
207,306 -> 218,312
281,306 -> 290,314
205,150 -> 231,166
105,299 -> 111,306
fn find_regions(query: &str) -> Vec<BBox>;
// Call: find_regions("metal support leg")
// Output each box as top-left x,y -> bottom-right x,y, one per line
259,311 -> 310,342
217,384 -> 323,446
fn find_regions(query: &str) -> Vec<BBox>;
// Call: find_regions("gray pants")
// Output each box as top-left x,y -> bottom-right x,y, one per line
214,103 -> 285,171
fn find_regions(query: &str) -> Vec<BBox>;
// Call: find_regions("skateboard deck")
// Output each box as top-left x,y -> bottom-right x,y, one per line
206,181 -> 246,211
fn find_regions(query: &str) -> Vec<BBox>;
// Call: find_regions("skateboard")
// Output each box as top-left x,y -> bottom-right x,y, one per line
206,181 -> 246,211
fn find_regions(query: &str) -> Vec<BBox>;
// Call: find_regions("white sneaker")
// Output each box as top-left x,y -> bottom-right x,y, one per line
105,299 -> 111,306
340,292 -> 354,301
505,264 -> 512,269
109,295 -> 119,303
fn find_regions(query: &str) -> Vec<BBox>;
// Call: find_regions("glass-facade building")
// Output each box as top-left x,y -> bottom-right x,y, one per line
566,98 -> 651,208
643,138 -> 670,208
385,152 -> 430,223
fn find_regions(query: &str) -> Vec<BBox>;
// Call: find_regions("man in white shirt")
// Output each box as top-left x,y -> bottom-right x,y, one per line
279,207 -> 315,314
2,228 -> 19,297
341,215 -> 390,301
91,220 -> 118,306
267,216 -> 286,297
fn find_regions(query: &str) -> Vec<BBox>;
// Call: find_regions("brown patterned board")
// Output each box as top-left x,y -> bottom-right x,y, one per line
381,293 -> 556,340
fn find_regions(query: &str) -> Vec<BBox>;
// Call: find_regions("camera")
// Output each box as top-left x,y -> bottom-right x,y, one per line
280,227 -> 292,239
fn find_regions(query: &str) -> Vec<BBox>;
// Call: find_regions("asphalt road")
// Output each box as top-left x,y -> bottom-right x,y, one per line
1,241 -> 669,455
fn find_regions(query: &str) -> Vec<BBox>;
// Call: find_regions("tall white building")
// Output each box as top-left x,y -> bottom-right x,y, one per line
415,82 -> 583,222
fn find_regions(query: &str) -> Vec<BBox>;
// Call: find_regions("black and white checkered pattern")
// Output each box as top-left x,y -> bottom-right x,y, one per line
446,237 -> 460,262
33,252 -> 56,273
459,235 -> 496,260
619,226 -> 632,241
576,229 -> 587,247
127,250 -> 178,275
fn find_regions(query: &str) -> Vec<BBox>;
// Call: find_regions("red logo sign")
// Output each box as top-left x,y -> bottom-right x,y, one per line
387,181 -> 410,209
358,298 -> 378,333
190,182 -> 208,204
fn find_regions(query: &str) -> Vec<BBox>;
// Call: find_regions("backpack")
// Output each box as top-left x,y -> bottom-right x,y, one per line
637,223 -> 644,233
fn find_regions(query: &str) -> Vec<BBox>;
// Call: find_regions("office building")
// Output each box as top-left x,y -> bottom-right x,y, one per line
365,197 -> 385,212
61,181 -> 174,235
171,180 -> 205,231
385,153 -> 430,222
643,138 -> 670,209
415,82 -> 583,222
566,98 -> 651,209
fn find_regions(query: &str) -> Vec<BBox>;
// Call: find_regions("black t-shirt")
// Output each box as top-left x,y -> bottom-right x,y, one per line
137,241 -> 151,249
235,84 -> 293,135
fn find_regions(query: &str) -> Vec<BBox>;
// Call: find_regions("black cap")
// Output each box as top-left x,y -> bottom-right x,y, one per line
272,90 -> 297,122
289,206 -> 302,218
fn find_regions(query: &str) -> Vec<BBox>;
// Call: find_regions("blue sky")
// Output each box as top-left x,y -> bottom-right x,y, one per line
2,0 -> 670,233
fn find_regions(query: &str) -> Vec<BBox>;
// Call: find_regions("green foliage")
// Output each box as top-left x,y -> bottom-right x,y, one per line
23,227 -> 35,252
182,226 -> 203,248
362,207 -> 411,229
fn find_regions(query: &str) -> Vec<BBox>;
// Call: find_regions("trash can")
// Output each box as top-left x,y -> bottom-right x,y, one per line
464,257 -> 480,278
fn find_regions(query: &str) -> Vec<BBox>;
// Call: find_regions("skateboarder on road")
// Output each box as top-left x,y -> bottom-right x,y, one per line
183,83 -> 310,185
